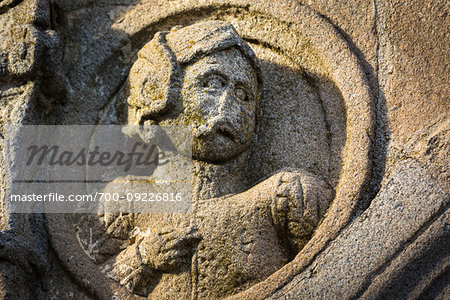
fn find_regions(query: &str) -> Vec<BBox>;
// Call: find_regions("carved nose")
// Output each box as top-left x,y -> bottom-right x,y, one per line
207,115 -> 238,142
216,88 -> 235,116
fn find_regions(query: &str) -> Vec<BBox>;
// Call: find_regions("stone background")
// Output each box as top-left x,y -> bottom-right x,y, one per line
0,0 -> 448,299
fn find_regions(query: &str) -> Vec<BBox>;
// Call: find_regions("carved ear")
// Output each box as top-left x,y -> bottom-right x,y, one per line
127,32 -> 180,123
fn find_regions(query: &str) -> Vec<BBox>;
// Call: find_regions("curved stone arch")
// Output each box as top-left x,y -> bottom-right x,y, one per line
46,1 -> 375,299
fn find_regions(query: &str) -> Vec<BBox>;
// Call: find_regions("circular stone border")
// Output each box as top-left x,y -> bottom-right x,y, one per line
46,1 -> 375,299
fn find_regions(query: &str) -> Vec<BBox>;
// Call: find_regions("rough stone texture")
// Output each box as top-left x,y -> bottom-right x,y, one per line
0,0 -> 448,299
47,20 -> 337,299
378,0 -> 449,146
0,0 -> 67,298
298,0 -> 378,92
269,159 -> 449,299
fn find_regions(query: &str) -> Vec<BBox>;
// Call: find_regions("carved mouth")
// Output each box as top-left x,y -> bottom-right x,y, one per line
196,120 -> 239,143
217,128 -> 235,141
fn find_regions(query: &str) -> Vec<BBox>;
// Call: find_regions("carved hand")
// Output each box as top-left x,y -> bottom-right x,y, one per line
263,168 -> 333,253
108,240 -> 154,297
139,225 -> 202,272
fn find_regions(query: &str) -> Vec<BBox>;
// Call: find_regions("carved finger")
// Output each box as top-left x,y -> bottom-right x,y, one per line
162,231 -> 201,250
157,226 -> 176,236
154,249 -> 191,271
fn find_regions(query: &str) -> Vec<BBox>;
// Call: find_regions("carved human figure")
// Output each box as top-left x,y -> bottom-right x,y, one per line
79,21 -> 333,299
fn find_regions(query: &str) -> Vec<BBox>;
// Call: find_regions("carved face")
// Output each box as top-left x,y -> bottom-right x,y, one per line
158,49 -> 257,162
178,48 -> 258,162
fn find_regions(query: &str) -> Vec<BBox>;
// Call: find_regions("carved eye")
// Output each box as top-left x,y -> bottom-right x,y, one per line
235,87 -> 248,101
204,76 -> 225,90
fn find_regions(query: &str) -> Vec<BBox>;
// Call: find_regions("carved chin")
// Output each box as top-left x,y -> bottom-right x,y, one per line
192,135 -> 249,163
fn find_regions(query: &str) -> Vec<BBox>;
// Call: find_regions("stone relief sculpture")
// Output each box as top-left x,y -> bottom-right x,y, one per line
73,21 -> 333,299
24,1 -> 377,296
3,1 -> 447,299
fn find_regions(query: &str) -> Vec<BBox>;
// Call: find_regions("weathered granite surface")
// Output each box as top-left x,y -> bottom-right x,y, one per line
0,0 -> 448,299
269,159 -> 448,299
